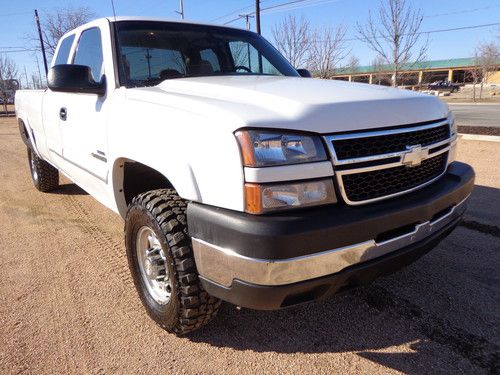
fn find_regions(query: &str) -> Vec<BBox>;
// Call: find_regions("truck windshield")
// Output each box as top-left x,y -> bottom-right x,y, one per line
114,21 -> 300,87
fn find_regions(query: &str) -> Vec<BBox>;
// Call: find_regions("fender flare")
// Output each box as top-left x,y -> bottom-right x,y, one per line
110,157 -> 202,218
17,117 -> 39,155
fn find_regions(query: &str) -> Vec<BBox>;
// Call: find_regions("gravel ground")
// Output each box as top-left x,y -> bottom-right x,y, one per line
0,117 -> 498,374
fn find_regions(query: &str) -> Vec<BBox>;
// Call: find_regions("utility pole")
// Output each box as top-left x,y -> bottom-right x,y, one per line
34,9 -> 48,77
239,14 -> 254,30
144,48 -> 152,79
238,14 -> 254,69
175,0 -> 185,19
35,55 -> 43,88
24,66 -> 30,89
255,0 -> 261,35
255,0 -> 262,72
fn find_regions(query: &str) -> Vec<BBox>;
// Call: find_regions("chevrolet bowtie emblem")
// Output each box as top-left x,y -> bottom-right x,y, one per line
402,145 -> 429,167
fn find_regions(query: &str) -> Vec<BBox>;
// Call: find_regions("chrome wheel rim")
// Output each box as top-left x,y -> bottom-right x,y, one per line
136,226 -> 172,305
30,152 -> 38,182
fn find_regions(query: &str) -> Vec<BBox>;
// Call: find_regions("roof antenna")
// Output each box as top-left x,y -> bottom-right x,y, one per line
110,0 -> 117,21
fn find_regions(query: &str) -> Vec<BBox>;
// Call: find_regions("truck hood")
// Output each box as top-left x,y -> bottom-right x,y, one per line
126,75 -> 449,133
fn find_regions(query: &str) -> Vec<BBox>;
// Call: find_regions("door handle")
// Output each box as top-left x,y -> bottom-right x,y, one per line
59,107 -> 67,121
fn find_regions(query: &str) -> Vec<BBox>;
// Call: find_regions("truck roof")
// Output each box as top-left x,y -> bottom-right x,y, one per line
55,16 -> 249,62
102,16 -> 244,31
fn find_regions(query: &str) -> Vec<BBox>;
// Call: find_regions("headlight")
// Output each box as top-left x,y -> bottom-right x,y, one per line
235,130 -> 327,167
245,179 -> 336,214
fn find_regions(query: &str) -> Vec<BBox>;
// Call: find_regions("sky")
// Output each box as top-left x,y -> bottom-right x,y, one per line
1,0 -> 499,87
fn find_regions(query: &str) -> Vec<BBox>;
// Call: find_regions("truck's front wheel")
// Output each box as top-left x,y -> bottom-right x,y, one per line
27,148 -> 59,192
125,189 -> 221,335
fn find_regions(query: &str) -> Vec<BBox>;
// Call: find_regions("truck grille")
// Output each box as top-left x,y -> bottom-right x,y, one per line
324,119 -> 453,205
332,123 -> 450,160
342,153 -> 448,202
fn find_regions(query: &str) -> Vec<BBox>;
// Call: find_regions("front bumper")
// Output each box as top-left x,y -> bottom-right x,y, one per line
188,162 -> 474,310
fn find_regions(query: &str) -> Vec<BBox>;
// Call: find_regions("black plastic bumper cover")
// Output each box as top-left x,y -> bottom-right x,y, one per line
200,218 -> 459,310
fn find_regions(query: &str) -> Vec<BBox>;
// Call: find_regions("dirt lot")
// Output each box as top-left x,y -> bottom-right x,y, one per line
0,117 -> 498,374
0,104 -> 15,114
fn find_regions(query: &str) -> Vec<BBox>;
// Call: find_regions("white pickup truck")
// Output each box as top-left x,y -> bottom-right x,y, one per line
16,17 -> 474,335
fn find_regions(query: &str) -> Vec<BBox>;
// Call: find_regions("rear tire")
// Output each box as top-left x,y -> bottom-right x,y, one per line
27,148 -> 59,192
125,188 -> 221,335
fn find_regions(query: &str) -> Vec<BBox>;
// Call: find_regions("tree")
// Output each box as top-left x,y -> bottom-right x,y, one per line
474,42 -> 500,100
345,55 -> 359,74
356,0 -> 427,87
31,7 -> 95,57
0,55 -> 18,113
307,25 -> 348,79
466,62 -> 481,103
272,15 -> 311,68
30,73 -> 44,90
371,55 -> 390,85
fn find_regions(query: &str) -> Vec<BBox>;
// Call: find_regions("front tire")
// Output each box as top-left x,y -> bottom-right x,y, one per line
27,148 -> 59,192
125,189 -> 221,335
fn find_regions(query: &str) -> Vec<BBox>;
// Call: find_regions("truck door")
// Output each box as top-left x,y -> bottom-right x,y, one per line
42,33 -> 76,158
58,26 -> 109,184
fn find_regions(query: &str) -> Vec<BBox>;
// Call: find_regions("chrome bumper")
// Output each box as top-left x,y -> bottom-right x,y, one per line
192,195 -> 469,287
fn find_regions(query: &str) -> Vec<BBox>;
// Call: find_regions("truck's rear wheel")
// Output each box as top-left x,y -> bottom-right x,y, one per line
125,188 -> 221,335
27,148 -> 59,192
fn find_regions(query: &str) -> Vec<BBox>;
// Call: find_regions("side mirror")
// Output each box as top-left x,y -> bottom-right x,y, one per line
297,69 -> 312,78
47,64 -> 106,96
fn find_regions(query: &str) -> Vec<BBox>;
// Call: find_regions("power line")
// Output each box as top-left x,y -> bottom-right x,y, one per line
223,0 -> 310,25
416,22 -> 500,36
0,11 -> 32,17
218,0 -> 499,28
210,0 -> 274,22
211,4 -> 253,22
0,49 -> 37,54
259,0 -> 310,13
310,22 -> 500,43
260,0 -> 343,15
425,4 -> 500,18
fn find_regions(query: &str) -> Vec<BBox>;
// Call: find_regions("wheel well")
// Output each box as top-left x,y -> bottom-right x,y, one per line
18,118 -> 32,149
122,161 -> 174,206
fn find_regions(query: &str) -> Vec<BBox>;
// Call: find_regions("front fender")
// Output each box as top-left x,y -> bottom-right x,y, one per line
108,98 -> 245,216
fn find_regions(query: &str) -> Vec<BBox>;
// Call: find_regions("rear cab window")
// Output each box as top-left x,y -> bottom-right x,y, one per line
120,46 -> 186,82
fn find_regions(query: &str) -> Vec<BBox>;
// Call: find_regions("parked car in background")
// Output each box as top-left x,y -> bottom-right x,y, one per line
427,81 -> 460,93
